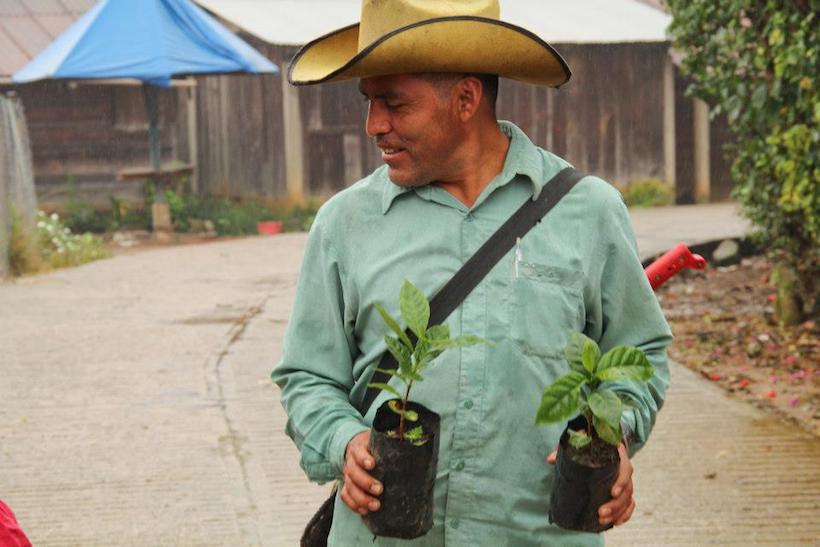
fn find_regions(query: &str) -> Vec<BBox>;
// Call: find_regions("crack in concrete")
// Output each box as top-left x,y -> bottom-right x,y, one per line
205,295 -> 270,546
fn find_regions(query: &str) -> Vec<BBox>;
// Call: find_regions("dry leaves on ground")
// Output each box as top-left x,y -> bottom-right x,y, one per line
657,255 -> 819,436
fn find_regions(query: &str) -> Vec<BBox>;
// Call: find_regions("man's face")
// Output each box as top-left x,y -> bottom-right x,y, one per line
359,74 -> 464,187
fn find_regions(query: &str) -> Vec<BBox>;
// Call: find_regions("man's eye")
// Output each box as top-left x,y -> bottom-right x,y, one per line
386,102 -> 404,110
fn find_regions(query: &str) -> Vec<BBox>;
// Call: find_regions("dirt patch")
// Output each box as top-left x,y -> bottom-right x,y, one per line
657,255 -> 819,436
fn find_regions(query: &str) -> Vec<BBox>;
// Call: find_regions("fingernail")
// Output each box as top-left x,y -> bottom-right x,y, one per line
370,483 -> 382,495
369,500 -> 380,511
613,486 -> 622,496
365,458 -> 374,468
600,508 -> 611,517
358,508 -> 367,516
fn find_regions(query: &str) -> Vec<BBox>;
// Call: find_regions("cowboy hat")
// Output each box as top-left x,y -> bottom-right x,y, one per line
287,0 -> 571,87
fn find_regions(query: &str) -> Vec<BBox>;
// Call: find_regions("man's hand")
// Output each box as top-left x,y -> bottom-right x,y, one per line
547,442 -> 635,527
340,431 -> 383,516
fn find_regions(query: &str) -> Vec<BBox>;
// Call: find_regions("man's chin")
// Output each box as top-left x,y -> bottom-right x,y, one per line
387,167 -> 428,188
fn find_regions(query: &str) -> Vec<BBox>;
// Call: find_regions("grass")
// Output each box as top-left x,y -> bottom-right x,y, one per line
7,211 -> 109,276
621,179 -> 675,208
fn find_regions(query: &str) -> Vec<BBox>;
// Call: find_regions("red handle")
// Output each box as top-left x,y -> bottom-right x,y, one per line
645,243 -> 707,290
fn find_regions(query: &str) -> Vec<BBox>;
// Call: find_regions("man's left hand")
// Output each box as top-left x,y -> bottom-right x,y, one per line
547,442 -> 635,527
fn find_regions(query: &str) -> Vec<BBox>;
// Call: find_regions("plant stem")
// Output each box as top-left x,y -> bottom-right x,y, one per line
398,381 -> 413,440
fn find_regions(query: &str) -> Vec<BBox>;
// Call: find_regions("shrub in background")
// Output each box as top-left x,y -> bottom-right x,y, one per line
621,179 -> 675,208
35,211 -> 109,269
666,0 -> 819,323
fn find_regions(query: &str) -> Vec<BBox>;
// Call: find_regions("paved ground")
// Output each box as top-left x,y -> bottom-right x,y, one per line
2,203 -> 818,546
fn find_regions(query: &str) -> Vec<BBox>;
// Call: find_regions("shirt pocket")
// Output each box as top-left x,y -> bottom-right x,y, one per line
507,262 -> 585,360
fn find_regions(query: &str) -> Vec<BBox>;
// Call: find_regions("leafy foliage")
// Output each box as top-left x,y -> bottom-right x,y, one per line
36,211 -> 109,269
535,332 -> 653,447
621,179 -> 675,208
369,280 -> 492,442
666,0 -> 819,318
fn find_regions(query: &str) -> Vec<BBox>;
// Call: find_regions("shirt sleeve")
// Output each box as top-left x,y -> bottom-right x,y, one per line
271,211 -> 369,484
585,181 -> 673,456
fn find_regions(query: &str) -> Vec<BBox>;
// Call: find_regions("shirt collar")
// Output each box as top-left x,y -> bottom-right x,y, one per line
380,121 -> 544,214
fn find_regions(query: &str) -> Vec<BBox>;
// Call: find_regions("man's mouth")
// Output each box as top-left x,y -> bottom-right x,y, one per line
379,146 -> 407,162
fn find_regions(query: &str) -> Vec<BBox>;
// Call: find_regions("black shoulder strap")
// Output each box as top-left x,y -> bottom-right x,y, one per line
359,166 -> 585,413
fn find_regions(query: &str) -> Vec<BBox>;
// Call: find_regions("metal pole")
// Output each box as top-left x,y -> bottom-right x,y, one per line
143,84 -> 162,174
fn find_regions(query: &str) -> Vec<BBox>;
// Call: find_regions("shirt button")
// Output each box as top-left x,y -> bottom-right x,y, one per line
451,519 -> 460,529
463,400 -> 473,409
454,461 -> 465,471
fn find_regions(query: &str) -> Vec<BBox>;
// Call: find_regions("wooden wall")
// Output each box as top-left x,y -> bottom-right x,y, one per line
4,38 -> 733,208
499,42 -> 668,187
0,80 -> 186,208
192,41 -> 293,200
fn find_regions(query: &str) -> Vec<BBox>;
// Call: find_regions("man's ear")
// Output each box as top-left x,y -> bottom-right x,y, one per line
453,76 -> 484,122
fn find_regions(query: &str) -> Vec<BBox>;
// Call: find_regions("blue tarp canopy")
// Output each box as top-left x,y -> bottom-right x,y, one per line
13,0 -> 277,87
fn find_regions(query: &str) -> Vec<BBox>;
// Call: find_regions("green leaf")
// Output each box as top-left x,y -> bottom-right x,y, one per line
374,367 -> 397,376
565,332 -> 598,376
593,414 -> 622,446
384,335 -> 411,373
405,425 -> 428,446
368,382 -> 402,399
595,346 -> 654,382
399,280 -> 430,339
388,399 -> 403,415
564,332 -> 587,373
405,425 -> 424,440
375,303 -> 412,349
582,338 -> 600,374
425,324 -> 450,341
568,428 -> 592,449
387,399 -> 418,422
534,371 -> 588,425
588,389 -> 623,430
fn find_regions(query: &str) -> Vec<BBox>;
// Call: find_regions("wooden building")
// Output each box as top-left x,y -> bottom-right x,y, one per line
195,0 -> 735,204
0,0 -> 195,208
1,0 -> 732,208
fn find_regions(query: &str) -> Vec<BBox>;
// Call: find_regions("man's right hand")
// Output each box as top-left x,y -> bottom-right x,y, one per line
340,431 -> 383,516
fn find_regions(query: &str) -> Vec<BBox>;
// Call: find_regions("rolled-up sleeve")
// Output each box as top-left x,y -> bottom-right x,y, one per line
271,212 -> 369,484
585,183 -> 673,455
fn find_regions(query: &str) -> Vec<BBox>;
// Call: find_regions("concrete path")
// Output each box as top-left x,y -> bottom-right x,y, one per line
1,203 -> 818,546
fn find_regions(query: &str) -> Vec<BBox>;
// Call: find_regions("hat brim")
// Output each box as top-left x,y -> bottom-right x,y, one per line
288,16 -> 571,87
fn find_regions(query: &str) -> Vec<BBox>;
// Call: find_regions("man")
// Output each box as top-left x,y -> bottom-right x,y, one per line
273,1 -> 672,545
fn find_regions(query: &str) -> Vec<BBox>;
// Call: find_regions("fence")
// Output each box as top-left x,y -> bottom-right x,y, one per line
0,93 -> 37,277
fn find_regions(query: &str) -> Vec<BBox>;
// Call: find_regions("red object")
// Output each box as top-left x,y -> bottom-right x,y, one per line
0,501 -> 32,547
257,220 -> 283,235
644,243 -> 707,290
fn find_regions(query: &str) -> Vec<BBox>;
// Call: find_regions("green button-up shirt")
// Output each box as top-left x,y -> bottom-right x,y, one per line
273,122 -> 672,546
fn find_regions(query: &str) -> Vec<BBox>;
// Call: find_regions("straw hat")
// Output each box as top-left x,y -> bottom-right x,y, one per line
288,0 -> 571,87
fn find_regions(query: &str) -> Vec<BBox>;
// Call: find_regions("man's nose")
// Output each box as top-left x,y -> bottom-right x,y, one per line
365,101 -> 390,137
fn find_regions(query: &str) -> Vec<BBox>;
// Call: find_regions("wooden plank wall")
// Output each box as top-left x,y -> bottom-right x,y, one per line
289,42 -> 674,197
4,40 -> 732,207
500,42 -> 669,187
0,81 -> 184,208
192,40 -> 295,201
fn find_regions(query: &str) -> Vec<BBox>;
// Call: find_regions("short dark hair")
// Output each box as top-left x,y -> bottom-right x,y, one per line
418,72 -> 499,113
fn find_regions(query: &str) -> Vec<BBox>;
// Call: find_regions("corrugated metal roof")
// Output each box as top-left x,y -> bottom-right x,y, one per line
0,0 -> 96,77
195,0 -> 672,46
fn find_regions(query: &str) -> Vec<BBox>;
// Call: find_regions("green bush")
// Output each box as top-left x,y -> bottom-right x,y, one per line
621,179 -> 675,208
8,211 -> 44,275
164,190 -> 321,236
36,211 -> 109,269
667,0 -> 819,320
